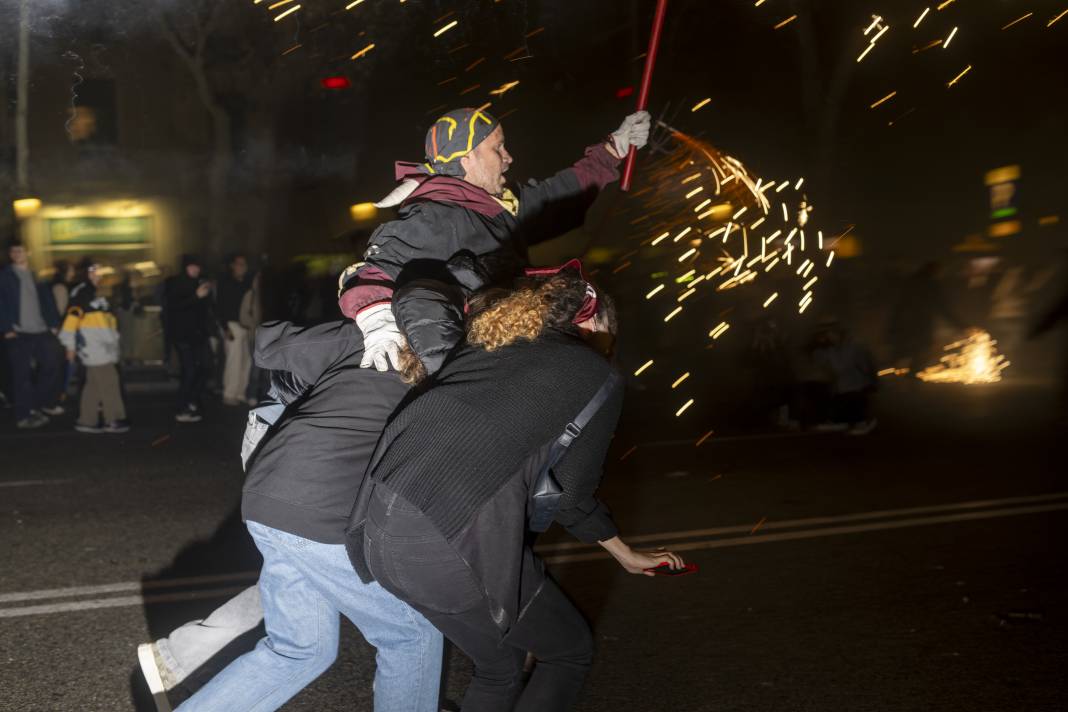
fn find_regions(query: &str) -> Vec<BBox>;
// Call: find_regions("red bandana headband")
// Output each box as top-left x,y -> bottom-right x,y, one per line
523,258 -> 599,325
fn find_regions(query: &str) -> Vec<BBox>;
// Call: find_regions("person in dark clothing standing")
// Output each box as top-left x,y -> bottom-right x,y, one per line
164,254 -> 213,422
215,253 -> 253,405
0,239 -> 64,428
349,268 -> 684,712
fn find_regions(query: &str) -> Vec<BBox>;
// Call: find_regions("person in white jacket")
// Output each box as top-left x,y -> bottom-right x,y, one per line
59,262 -> 128,433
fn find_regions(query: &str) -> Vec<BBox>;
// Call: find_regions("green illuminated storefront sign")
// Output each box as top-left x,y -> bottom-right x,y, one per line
48,216 -> 152,244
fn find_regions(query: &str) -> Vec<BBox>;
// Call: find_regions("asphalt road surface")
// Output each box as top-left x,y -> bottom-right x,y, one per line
1,378 -> 1065,711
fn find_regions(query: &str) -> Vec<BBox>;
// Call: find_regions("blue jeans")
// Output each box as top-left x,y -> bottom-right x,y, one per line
176,521 -> 443,712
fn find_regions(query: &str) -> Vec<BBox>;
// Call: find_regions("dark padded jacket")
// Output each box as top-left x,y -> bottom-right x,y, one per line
338,142 -> 622,320
242,319 -> 409,544
163,274 -> 213,344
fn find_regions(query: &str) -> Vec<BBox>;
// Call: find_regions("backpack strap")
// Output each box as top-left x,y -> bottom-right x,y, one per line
546,368 -> 622,470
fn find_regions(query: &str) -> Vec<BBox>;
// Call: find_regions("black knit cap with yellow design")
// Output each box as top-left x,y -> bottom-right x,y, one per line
422,107 -> 500,177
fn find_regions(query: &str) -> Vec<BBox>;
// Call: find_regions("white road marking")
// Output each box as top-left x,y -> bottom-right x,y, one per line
535,491 -> 1068,553
541,501 -> 1068,564
0,571 -> 259,605
0,585 -> 253,619
0,478 -> 73,488
1,493 -> 1065,619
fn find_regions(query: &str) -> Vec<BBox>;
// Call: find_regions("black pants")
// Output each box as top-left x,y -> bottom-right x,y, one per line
6,332 -> 61,420
175,340 -> 209,410
363,487 -> 593,712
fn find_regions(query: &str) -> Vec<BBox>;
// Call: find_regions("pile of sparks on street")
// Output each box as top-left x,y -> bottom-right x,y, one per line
617,124 -> 844,418
917,330 -> 1009,384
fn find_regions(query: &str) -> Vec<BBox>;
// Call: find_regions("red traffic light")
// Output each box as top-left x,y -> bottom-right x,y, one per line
321,76 -> 352,90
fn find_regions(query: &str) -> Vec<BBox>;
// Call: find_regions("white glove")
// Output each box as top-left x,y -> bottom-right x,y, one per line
356,303 -> 404,371
610,110 -> 651,157
374,179 -> 420,208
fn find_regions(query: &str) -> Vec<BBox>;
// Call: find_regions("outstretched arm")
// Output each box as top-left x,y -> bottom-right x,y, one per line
552,382 -> 625,543
518,111 -> 650,246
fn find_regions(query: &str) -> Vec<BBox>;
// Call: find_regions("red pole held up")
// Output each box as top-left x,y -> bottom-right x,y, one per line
620,0 -> 669,192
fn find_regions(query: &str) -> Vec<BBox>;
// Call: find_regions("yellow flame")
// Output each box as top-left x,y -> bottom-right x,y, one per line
917,330 -> 1009,384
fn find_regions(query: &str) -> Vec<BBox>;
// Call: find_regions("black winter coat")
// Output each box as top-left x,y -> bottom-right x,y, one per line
242,319 -> 409,544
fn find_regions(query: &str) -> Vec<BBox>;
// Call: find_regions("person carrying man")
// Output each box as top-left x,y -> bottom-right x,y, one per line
135,107 -> 652,707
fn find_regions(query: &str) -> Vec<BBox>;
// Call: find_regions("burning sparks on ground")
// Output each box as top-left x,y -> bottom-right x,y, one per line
691,97 -> 712,112
917,331 -> 1009,384
774,15 -> 798,30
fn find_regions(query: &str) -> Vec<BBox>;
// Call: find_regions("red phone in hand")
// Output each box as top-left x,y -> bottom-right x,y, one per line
645,562 -> 699,576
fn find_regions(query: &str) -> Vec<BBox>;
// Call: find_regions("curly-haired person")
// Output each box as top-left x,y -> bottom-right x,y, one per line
348,264 -> 684,712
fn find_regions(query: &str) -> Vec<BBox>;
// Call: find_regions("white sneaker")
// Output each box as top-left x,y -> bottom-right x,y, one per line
137,642 -> 177,712
75,422 -> 105,434
16,413 -> 49,429
175,406 -> 203,423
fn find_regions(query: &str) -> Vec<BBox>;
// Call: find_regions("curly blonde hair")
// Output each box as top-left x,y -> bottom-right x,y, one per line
467,273 -> 608,351
397,343 -> 428,384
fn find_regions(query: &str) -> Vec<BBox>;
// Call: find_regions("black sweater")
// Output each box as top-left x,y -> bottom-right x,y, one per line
163,274 -> 212,343
243,320 -> 409,544
369,329 -> 622,544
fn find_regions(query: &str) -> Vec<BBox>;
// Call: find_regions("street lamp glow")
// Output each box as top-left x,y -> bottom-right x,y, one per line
13,197 -> 41,218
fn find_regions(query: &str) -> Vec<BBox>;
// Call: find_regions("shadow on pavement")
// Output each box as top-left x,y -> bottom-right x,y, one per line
130,507 -> 264,710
